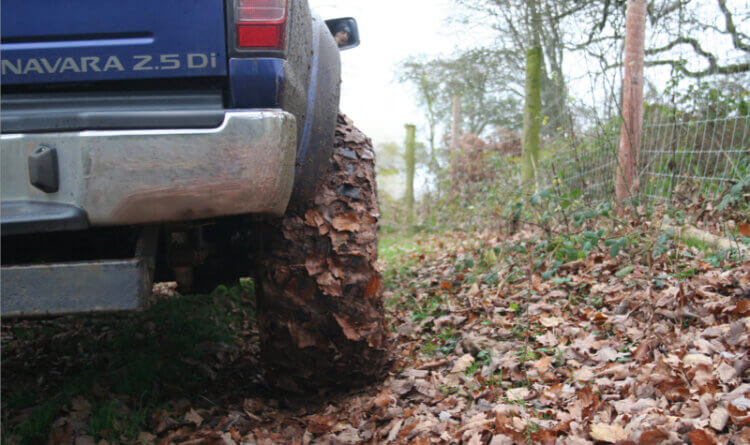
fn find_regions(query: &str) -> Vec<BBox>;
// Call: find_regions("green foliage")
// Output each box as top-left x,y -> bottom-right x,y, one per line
718,169 -> 750,213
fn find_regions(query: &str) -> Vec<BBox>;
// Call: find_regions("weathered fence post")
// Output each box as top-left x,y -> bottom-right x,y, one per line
616,0 -> 646,203
405,124 -> 416,226
450,95 -> 461,190
522,46 -> 542,191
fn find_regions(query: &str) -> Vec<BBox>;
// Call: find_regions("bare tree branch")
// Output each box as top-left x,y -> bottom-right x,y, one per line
606,59 -> 750,77
717,0 -> 750,52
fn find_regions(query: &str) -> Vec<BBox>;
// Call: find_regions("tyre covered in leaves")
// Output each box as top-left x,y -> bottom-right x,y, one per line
254,114 -> 388,391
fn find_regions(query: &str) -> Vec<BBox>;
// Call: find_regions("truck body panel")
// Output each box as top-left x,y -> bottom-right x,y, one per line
1,0 -> 227,84
0,0 -> 350,317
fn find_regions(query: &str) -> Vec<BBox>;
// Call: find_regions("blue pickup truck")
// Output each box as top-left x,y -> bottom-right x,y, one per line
1,0 -> 387,389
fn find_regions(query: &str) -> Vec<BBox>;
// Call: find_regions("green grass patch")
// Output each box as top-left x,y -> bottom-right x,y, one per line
680,234 -> 716,254
379,233 -> 430,267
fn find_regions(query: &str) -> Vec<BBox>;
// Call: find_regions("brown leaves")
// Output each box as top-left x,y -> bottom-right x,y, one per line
439,281 -> 453,292
589,423 -> 627,442
632,339 -> 653,363
738,222 -> 750,237
364,275 -> 383,299
331,211 -> 361,232
639,428 -> 670,444
184,409 -> 204,427
446,354 -> 474,386
6,177 -> 750,445
334,314 -> 362,341
569,386 -> 601,420
304,208 -> 329,235
687,429 -> 718,445
305,413 -> 337,435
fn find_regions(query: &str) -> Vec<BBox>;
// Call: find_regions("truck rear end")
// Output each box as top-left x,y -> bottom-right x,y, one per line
1,0 -> 345,316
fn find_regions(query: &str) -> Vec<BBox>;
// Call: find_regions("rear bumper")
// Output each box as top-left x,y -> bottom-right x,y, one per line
2,258 -> 153,316
1,110 -> 297,234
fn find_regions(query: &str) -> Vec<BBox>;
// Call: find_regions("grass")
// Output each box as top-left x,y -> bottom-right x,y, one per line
680,234 -> 716,254
2,281 -> 255,444
379,232 -> 431,267
380,232 -> 438,309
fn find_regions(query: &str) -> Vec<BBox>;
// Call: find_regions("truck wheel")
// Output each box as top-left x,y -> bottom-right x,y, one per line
254,114 -> 388,391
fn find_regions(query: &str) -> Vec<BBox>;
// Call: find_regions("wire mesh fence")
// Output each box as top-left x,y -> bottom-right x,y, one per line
509,98 -> 748,208
393,80 -> 748,232
536,137 -> 616,204
640,110 -> 750,203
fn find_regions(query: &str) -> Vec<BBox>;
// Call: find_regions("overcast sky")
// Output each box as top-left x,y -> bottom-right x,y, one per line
310,0 -> 459,146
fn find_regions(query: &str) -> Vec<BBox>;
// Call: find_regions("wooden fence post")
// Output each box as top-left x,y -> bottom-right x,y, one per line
405,124 -> 416,226
616,0 -> 646,203
450,95 -> 461,190
521,46 -> 542,191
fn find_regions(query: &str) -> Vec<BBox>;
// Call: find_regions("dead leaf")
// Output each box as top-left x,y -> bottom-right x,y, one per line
74,436 -> 96,445
589,423 -> 627,442
334,314 -> 362,341
331,211 -> 361,232
710,407 -> 729,431
136,432 -> 156,444
451,354 -> 475,374
592,346 -> 619,362
534,355 -> 552,372
506,387 -> 531,402
540,316 -> 562,327
467,282 -> 481,297
386,418 -> 403,442
638,428 -> 669,445
687,429 -> 717,445
684,353 -> 713,367
184,409 -> 203,427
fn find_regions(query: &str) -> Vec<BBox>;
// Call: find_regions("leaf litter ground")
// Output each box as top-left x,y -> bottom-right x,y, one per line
2,212 -> 749,444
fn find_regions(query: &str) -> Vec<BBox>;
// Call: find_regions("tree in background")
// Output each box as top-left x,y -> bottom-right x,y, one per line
398,50 -> 524,143
397,58 -> 442,174
591,0 -> 749,77
452,0 -> 579,134
447,0 -> 748,124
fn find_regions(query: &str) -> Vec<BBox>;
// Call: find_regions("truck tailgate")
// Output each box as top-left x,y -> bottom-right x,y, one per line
1,0 -> 227,85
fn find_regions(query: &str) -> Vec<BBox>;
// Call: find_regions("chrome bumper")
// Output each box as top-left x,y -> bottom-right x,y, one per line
1,110 -> 297,230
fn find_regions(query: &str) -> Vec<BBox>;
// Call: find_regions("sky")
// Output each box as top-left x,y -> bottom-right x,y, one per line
310,0 -> 459,146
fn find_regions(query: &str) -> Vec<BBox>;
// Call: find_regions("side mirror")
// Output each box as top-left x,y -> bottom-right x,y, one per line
325,17 -> 360,50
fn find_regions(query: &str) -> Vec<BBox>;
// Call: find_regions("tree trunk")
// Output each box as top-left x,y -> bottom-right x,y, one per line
450,95 -> 461,190
404,124 -> 416,226
521,46 -> 542,190
616,0 -> 646,203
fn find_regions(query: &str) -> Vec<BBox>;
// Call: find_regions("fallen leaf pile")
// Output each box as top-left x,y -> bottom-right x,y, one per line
2,215 -> 749,443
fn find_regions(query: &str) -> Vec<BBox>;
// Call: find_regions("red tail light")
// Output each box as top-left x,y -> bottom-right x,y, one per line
235,0 -> 288,49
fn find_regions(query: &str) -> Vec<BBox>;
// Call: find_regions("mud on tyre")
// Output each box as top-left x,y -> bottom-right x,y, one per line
255,114 -> 388,391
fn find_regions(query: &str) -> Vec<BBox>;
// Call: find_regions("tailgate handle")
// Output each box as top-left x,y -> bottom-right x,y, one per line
28,145 -> 59,193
